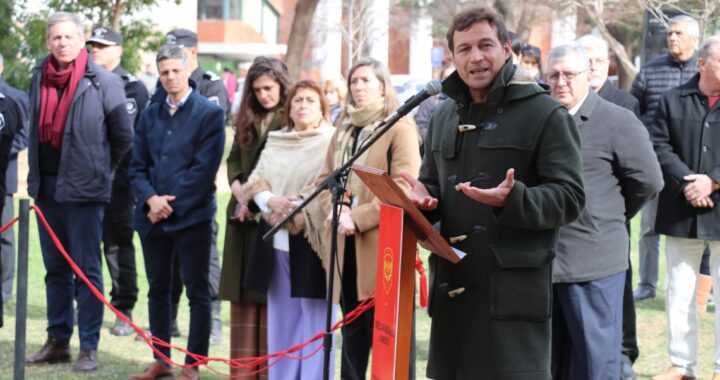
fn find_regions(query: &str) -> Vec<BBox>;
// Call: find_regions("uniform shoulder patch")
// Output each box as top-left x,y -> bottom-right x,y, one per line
124,73 -> 139,83
206,96 -> 220,106
204,70 -> 221,81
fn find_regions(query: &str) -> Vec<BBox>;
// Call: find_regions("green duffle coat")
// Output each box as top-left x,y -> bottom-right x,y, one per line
219,110 -> 284,303
421,61 -> 585,380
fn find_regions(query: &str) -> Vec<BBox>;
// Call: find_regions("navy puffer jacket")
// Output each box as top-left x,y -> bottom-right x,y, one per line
631,52 -> 698,127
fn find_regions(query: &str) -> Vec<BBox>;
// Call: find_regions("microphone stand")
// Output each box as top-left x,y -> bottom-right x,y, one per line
262,109 -> 408,380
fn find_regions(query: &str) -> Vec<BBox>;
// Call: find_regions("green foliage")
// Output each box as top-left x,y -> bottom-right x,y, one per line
119,19 -> 165,74
1,0 -> 178,90
0,0 -> 47,90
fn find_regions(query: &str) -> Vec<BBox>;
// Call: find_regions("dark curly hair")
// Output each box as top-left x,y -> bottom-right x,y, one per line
235,56 -> 292,148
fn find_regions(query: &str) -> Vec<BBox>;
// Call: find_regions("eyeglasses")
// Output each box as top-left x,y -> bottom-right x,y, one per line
546,70 -> 586,83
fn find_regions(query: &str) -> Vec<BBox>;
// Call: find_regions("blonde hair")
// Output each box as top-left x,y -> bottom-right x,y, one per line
323,78 -> 347,104
338,58 -> 399,126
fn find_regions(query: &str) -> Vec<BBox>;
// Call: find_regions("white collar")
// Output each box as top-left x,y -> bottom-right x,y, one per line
165,88 -> 193,110
568,91 -> 589,115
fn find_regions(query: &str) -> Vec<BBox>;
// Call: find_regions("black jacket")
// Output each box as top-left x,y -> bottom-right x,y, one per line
651,74 -> 720,240
0,93 -> 20,207
598,80 -> 640,116
553,91 -> 663,283
243,220 -> 326,299
631,52 -> 699,127
0,79 -> 28,194
27,55 -> 134,202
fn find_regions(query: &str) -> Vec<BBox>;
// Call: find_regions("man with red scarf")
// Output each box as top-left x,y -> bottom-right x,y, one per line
24,12 -> 133,373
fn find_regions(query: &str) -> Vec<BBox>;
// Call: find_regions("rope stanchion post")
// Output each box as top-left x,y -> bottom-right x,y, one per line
14,199 -> 30,380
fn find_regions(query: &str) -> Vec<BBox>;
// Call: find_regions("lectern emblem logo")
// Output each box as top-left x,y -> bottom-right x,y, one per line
383,248 -> 393,295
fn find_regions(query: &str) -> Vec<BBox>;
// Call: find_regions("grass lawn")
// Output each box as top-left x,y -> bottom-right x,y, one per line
0,198 -> 716,379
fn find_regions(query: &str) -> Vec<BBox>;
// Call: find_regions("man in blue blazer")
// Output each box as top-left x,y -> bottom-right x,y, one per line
128,45 -> 225,380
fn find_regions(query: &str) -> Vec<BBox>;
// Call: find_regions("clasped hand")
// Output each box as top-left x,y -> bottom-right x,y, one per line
684,174 -> 715,208
326,205 -> 356,236
265,195 -> 299,226
147,195 -> 176,224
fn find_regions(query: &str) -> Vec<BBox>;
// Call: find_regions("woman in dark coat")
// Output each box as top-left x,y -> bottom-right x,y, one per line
219,56 -> 291,378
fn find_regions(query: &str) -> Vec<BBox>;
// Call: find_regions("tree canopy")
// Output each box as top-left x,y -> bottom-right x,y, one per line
0,0 -> 176,90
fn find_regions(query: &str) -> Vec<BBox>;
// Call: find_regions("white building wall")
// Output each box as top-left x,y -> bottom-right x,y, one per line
409,9 -> 433,80
367,0 -> 389,65
139,0 -> 197,33
312,0 -> 343,78
551,13 -> 578,47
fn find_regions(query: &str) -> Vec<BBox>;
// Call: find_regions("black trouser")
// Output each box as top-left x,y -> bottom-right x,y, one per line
102,174 -> 138,316
339,239 -> 374,380
621,256 -> 638,362
338,238 -> 416,380
171,220 -> 221,312
142,220 -> 212,364
622,223 -> 638,362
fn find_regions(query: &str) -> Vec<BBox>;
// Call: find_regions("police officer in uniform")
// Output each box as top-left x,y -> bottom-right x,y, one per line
151,28 -> 228,346
0,90 -> 21,327
0,52 -> 29,307
87,27 -> 149,336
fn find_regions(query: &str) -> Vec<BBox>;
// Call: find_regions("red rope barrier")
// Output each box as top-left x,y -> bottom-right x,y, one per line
23,204 -> 379,378
0,215 -> 18,233
415,252 -> 428,308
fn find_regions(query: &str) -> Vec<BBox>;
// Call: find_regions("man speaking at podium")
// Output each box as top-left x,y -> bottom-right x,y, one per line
402,7 -> 585,380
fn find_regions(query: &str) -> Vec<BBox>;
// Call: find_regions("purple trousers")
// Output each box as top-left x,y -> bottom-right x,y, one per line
268,249 -> 336,379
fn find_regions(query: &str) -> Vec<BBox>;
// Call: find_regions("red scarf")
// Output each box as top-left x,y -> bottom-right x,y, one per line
38,48 -> 88,149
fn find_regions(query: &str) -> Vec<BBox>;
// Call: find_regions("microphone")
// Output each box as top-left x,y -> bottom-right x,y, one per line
390,80 -> 443,118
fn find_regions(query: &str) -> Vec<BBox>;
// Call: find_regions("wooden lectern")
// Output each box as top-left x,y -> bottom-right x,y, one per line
351,165 -> 462,380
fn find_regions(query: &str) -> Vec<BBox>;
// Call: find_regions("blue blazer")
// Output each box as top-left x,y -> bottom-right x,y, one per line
129,87 -> 225,238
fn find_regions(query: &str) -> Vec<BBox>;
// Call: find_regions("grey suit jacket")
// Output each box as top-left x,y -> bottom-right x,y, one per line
553,91 -> 664,283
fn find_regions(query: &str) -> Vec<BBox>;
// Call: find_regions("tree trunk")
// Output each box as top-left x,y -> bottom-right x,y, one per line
580,0 -> 637,87
285,0 -> 321,80
110,0 -> 123,31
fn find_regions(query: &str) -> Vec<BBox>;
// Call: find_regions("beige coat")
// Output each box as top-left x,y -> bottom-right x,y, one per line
317,118 -> 421,302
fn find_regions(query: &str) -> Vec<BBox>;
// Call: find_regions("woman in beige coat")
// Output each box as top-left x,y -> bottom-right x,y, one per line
316,58 -> 421,379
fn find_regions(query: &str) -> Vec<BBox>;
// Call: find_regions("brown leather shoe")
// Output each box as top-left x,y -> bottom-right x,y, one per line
25,336 -> 71,365
652,366 -> 696,380
73,349 -> 97,372
128,361 -> 175,380
177,367 -> 200,380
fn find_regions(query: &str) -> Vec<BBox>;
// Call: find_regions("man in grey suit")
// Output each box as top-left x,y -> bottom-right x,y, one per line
548,44 -> 663,380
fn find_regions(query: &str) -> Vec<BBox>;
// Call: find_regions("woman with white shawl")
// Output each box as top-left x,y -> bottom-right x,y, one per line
240,80 -> 336,379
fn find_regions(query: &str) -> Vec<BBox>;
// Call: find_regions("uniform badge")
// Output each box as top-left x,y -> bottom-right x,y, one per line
126,98 -> 138,115
0,112 -> 5,132
207,96 -> 220,106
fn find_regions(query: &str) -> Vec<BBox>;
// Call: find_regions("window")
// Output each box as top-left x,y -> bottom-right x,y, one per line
198,0 -> 224,20
198,0 -> 243,20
